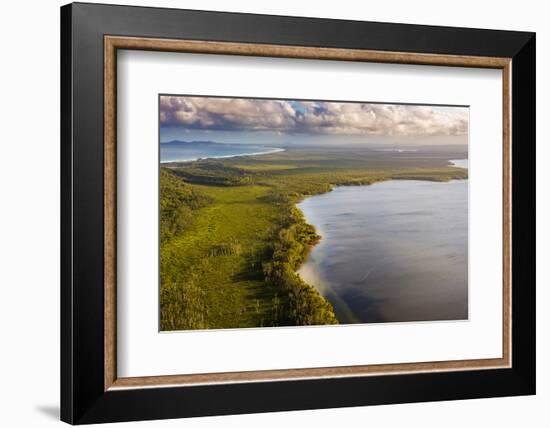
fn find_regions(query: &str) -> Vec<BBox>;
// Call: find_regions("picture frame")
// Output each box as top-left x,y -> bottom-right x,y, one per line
60,2 -> 535,424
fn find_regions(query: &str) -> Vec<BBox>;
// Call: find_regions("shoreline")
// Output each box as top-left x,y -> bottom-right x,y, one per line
160,147 -> 285,164
161,153 -> 468,329
293,164 -> 469,319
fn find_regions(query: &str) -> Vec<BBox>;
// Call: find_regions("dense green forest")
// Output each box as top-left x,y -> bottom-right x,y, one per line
160,147 -> 468,331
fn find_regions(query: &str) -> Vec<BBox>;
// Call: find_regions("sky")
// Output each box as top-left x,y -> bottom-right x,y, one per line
159,95 -> 469,146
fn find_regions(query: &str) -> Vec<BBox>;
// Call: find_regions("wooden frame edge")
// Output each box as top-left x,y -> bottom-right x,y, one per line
110,358 -> 508,390
105,36 -> 511,68
104,36 -> 117,390
502,61 -> 513,368
103,35 -> 512,391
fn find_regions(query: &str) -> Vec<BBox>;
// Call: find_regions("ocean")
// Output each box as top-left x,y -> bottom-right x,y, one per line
160,141 -> 284,163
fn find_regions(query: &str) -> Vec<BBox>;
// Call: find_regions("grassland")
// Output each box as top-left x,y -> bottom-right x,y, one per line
160,146 -> 468,331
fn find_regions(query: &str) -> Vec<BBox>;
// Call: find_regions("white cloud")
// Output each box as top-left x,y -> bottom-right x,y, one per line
160,96 -> 468,136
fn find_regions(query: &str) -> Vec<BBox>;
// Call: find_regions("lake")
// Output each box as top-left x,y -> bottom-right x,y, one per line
297,176 -> 468,324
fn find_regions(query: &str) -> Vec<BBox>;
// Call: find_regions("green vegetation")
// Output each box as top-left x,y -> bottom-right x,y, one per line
160,169 -> 211,242
160,147 -> 468,331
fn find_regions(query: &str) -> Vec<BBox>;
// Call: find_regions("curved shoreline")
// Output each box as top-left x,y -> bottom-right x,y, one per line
160,147 -> 285,164
293,171 -> 468,324
160,154 -> 468,329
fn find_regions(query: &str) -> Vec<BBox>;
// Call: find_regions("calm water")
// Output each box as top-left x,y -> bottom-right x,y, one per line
449,159 -> 469,168
297,178 -> 468,324
160,141 -> 284,163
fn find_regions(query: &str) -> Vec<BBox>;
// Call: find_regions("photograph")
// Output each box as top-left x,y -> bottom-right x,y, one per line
159,95 -> 469,331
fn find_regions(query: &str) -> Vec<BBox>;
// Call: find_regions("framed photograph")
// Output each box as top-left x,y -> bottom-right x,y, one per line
60,2 -> 536,424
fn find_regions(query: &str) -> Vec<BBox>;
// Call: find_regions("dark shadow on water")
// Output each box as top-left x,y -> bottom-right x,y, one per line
35,405 -> 59,420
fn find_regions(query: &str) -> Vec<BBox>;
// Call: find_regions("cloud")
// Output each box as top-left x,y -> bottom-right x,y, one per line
160,96 -> 468,136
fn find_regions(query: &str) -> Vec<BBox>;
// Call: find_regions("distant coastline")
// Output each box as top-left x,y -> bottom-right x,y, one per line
160,140 -> 285,163
167,147 -> 285,163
